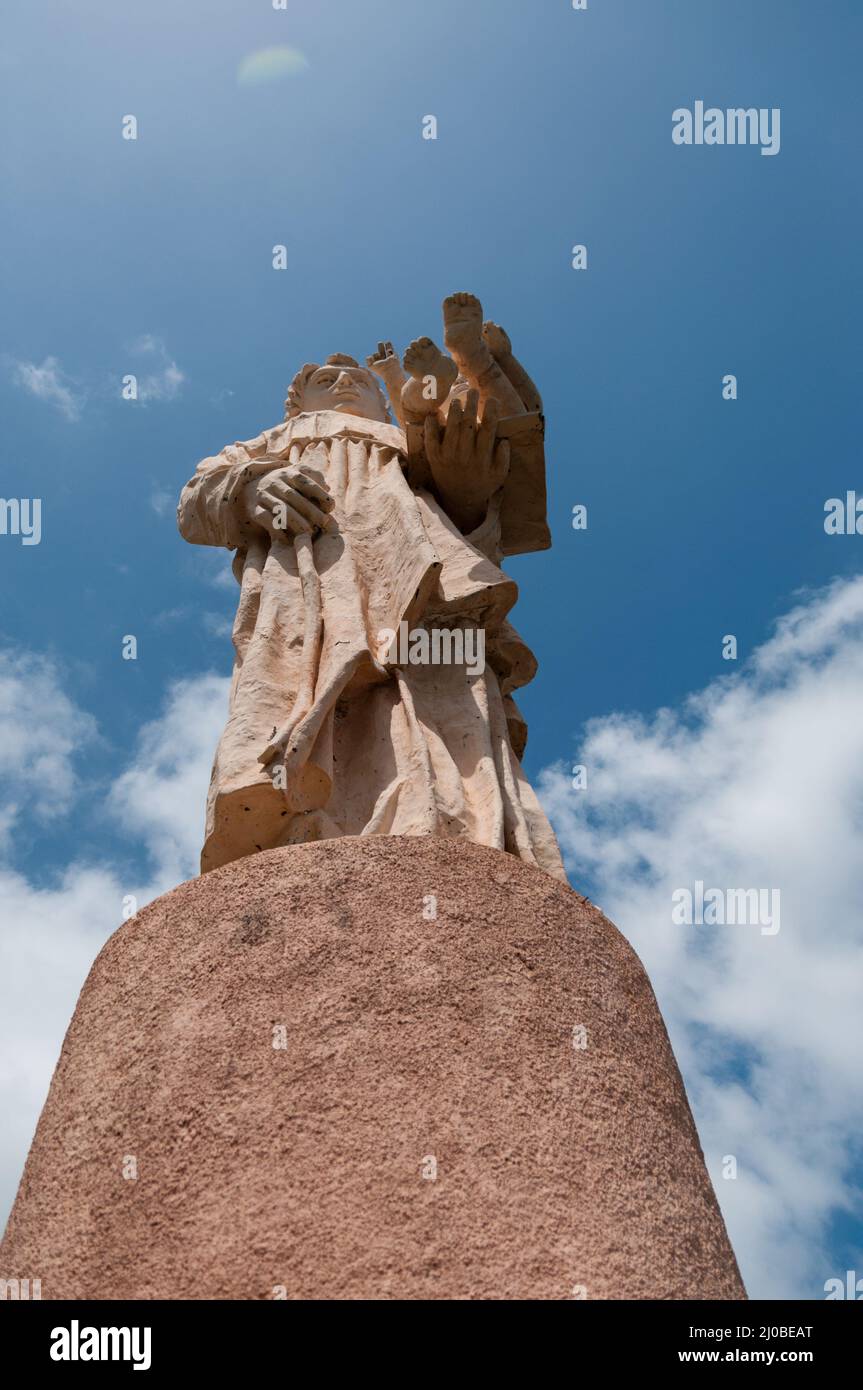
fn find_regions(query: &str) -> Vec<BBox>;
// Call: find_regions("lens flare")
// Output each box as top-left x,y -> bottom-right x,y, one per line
237,47 -> 309,87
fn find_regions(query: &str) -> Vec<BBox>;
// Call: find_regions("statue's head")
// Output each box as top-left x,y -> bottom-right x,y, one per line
285,354 -> 390,423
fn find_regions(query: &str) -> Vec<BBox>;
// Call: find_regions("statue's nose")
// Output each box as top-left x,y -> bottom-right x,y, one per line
334,372 -> 357,393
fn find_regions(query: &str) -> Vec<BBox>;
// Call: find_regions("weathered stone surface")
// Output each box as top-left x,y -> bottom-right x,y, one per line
0,837 -> 745,1300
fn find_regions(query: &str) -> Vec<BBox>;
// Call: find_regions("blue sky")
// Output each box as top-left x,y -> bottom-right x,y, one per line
2,0 -> 862,1299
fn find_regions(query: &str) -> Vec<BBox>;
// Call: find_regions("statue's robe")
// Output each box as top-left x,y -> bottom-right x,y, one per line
178,410 -> 565,880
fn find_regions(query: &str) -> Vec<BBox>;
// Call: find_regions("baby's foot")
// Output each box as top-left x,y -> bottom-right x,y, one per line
404,335 -> 458,388
401,335 -> 458,415
442,294 -> 524,416
443,292 -> 486,367
482,320 -> 513,361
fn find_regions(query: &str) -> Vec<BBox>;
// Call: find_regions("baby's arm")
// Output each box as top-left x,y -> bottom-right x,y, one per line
366,341 -> 409,429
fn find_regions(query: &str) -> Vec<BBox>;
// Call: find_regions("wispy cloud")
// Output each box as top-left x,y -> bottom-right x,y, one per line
539,576 -> 863,1299
149,487 -> 174,518
195,547 -> 238,591
9,356 -> 83,421
202,612 -> 233,640
127,335 -> 186,404
152,604 -> 233,638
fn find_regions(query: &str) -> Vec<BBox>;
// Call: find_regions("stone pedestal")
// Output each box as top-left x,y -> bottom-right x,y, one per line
0,837 -> 745,1299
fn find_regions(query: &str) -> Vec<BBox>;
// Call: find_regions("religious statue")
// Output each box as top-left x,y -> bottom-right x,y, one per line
178,293 -> 565,880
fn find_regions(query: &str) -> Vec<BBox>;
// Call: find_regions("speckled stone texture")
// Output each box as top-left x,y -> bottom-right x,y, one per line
0,836 -> 745,1300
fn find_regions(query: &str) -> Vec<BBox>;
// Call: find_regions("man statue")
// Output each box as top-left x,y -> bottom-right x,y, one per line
178,293 -> 565,880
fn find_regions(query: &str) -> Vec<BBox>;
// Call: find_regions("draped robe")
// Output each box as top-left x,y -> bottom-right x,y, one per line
178,410 -> 565,880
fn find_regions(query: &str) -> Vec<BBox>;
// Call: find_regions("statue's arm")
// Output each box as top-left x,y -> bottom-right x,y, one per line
178,436 -> 336,549
177,436 -> 273,549
366,342 -> 408,429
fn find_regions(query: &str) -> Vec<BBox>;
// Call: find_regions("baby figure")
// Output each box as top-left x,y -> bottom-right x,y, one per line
366,293 -> 543,430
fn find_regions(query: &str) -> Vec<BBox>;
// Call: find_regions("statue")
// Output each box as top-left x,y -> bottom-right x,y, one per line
7,316 -> 746,1308
178,293 -> 565,880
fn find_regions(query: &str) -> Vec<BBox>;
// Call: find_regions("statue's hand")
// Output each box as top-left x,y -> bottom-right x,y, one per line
366,341 -> 400,375
244,464 -> 336,540
424,390 -> 510,533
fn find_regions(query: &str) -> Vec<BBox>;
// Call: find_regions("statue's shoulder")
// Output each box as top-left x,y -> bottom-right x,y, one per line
233,426 -> 282,461
272,411 -> 405,454
197,412 -> 406,478
194,427 -> 279,474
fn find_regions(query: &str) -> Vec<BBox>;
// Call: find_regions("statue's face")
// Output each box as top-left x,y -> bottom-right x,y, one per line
302,364 -> 388,422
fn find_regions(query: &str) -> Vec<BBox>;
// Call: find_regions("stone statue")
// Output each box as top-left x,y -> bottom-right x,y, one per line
178,293 -> 565,879
8,315 -> 746,1307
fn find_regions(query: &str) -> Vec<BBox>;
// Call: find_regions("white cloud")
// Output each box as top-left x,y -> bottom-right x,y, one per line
538,576 -> 863,1299
149,487 -> 174,517
0,660 -> 228,1226
151,605 -> 233,639
202,612 -> 233,639
199,548 -> 238,590
0,651 -> 97,841
128,335 -> 186,403
108,673 -> 228,890
9,355 -> 83,421
0,862 -> 131,1220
